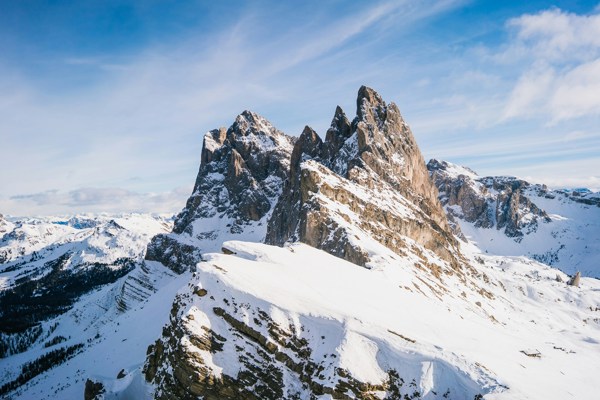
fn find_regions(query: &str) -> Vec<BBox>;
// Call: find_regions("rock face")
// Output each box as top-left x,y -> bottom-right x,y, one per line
428,159 -> 551,238
266,86 -> 460,267
428,159 -> 600,277
146,111 -> 295,273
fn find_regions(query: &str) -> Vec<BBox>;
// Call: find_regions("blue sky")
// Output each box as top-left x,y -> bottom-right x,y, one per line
1,0 -> 599,215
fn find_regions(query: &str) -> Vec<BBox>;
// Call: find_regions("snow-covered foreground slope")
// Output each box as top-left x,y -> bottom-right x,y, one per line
142,241 -> 600,400
428,160 -> 600,278
5,238 -> 599,400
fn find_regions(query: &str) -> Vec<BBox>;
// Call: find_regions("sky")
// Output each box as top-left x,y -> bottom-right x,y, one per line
1,0 -> 599,216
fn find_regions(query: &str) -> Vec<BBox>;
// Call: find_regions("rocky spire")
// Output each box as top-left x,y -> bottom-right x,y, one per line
323,106 -> 352,164
266,86 -> 461,268
291,126 -> 323,179
265,126 -> 323,246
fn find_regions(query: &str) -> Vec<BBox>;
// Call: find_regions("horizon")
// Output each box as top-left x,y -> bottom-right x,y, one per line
1,0 -> 600,216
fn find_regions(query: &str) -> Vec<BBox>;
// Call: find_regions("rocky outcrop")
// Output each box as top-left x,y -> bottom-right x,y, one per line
175,111 -> 295,235
145,235 -> 203,274
84,379 -> 105,400
145,111 -> 295,273
568,271 -> 581,287
267,86 -> 461,267
428,159 -> 551,238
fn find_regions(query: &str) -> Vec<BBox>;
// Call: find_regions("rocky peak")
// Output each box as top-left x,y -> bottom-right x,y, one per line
291,126 -> 323,177
200,127 -> 227,166
323,106 -> 352,165
356,85 -> 387,127
145,111 -> 295,273
267,86 -> 461,268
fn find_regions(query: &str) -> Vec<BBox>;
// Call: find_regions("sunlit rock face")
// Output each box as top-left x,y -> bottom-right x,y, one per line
266,86 -> 461,268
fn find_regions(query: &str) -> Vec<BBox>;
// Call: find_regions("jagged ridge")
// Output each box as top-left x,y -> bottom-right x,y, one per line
266,86 -> 461,268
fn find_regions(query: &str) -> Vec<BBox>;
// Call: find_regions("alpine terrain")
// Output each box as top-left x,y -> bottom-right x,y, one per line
1,87 -> 599,400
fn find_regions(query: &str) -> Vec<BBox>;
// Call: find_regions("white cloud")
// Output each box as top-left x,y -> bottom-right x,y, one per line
550,59 -> 600,120
508,9 -> 600,62
502,8 -> 600,122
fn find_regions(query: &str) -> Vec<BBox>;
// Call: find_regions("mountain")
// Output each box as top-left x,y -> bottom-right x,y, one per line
138,88 -> 600,400
0,214 -> 172,361
1,87 -> 600,400
145,111 -> 295,274
142,86 -> 483,399
266,87 -> 461,269
428,159 -> 600,278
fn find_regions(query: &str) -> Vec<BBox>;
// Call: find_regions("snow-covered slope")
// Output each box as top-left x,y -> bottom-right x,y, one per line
142,240 -> 600,400
0,214 -> 173,361
428,159 -> 600,278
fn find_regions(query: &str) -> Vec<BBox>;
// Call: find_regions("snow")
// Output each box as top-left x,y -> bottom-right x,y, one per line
0,214 -> 172,289
154,239 -> 600,399
1,250 -> 186,399
2,168 -> 599,399
431,160 -> 600,278
456,186 -> 600,277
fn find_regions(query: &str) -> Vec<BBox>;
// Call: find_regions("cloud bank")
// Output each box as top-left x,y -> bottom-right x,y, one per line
1,186 -> 191,217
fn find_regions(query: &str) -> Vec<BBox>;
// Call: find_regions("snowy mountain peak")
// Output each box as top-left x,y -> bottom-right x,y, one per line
145,110 -> 295,274
4,88 -> 600,400
267,86 -> 461,269
428,159 -> 479,181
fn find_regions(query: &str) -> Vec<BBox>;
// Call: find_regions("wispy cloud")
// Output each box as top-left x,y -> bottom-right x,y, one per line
1,1 -> 599,216
1,0 -> 463,215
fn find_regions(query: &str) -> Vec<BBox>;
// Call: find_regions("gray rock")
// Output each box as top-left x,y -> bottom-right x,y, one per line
145,234 -> 203,274
84,378 -> 105,400
428,159 -> 551,239
145,111 -> 295,273
568,271 -> 581,287
174,111 -> 295,236
267,86 -> 461,268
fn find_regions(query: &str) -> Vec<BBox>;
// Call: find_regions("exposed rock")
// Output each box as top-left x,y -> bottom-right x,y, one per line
145,234 -> 203,274
145,111 -> 295,274
267,86 -> 461,268
84,378 -> 105,400
568,272 -> 581,287
428,159 -> 551,238
174,111 -> 295,236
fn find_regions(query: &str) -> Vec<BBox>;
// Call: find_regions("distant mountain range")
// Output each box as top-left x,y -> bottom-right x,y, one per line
1,87 -> 599,400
